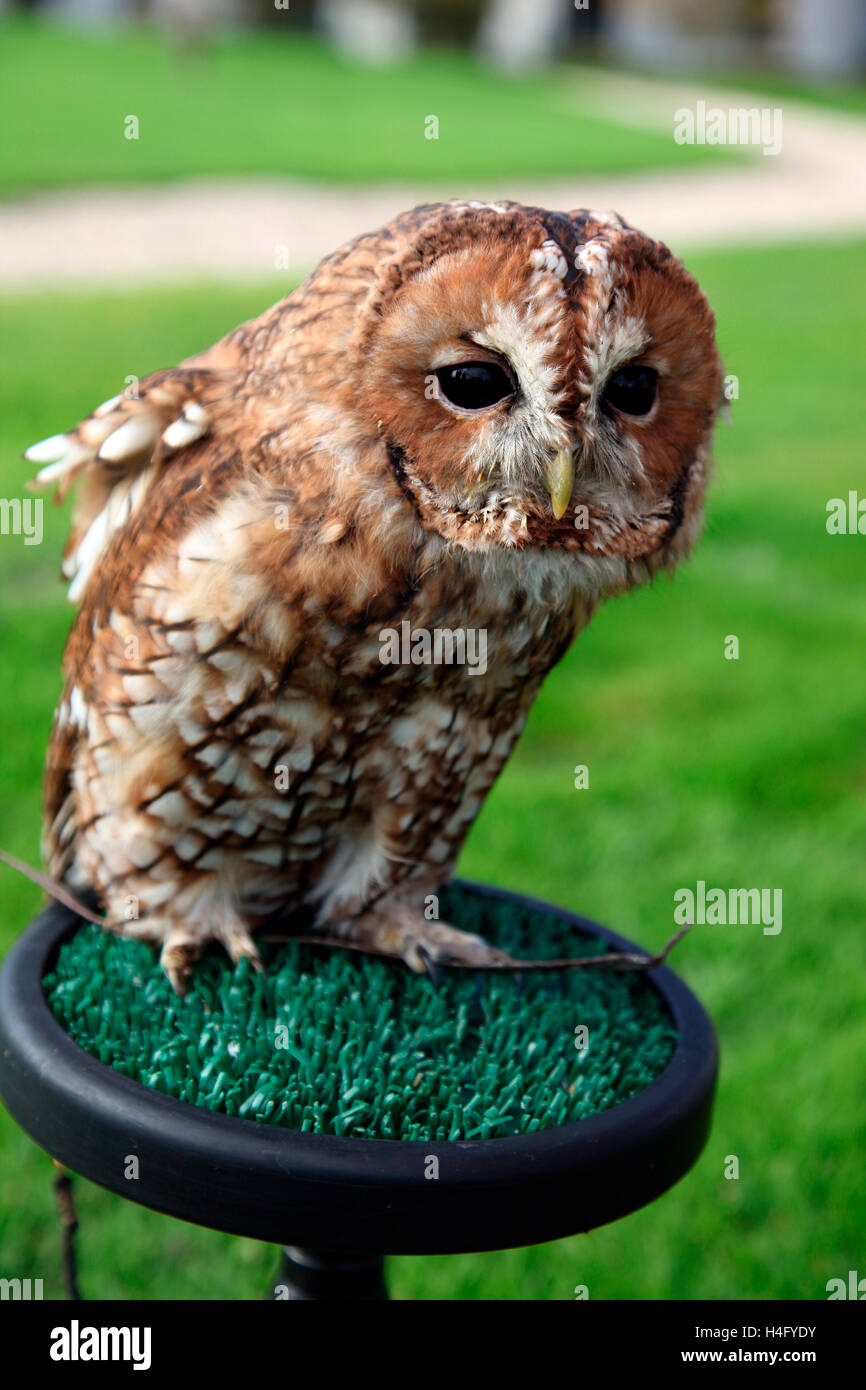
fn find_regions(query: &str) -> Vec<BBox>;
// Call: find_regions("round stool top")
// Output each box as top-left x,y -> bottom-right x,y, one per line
0,881 -> 717,1254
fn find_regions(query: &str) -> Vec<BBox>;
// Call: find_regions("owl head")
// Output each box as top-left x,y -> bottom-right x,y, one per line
347,200 -> 722,595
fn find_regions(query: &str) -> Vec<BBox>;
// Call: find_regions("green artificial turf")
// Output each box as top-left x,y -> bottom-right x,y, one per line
2,239 -> 865,1298
0,17 -> 733,194
42,886 -> 677,1142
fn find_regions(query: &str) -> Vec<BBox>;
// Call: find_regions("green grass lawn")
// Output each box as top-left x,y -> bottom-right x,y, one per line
0,16 -> 736,194
1,239 -> 864,1300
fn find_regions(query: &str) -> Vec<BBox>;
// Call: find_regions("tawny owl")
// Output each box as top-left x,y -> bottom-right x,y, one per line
26,200 -> 722,992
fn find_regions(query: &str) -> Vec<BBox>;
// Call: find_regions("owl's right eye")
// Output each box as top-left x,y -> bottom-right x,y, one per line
435,362 -> 515,411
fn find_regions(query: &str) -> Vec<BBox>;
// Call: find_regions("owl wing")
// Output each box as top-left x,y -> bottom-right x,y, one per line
26,353 -> 223,881
25,346 -> 243,605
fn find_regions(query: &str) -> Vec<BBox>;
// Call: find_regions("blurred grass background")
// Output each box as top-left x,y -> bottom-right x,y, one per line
0,8 -> 864,1301
0,17 -> 734,193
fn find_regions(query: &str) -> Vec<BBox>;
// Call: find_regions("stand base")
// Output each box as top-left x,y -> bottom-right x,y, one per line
0,883 -> 719,1262
271,1247 -> 388,1301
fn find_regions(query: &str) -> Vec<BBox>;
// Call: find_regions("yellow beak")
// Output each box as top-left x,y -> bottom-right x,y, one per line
545,447 -> 574,520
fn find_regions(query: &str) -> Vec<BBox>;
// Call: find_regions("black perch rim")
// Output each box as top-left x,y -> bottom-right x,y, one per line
0,880 -> 718,1255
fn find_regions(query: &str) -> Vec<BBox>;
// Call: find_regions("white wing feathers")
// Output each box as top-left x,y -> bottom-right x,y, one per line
25,377 -> 213,604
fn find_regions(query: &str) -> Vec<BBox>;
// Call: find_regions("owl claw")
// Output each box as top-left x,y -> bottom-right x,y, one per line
220,923 -> 265,976
336,903 -> 510,974
416,944 -> 444,988
159,934 -> 200,996
399,921 -> 513,974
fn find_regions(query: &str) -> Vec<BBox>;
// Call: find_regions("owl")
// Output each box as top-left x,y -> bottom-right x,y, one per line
26,201 -> 722,993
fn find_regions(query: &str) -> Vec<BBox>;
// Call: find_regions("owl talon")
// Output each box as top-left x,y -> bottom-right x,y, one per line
402,922 -> 512,972
159,936 -> 200,996
344,909 -> 511,975
220,923 -> 264,976
416,944 -> 444,988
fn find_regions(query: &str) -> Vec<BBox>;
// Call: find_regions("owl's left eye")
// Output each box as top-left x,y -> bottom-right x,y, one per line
602,364 -> 658,417
435,362 -> 515,411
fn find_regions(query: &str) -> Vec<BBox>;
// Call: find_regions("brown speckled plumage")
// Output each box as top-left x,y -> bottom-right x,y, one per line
29,200 -> 722,991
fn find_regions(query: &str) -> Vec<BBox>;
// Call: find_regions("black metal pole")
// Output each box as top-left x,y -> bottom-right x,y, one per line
271,1247 -> 388,1301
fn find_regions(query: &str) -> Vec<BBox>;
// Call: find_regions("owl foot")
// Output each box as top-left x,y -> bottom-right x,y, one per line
216,919 -> 264,976
159,927 -> 201,996
339,904 -> 512,976
400,920 -> 512,974
146,913 -> 263,996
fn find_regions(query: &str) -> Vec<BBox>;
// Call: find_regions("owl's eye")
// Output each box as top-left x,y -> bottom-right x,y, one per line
602,365 -> 658,417
435,362 -> 515,411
